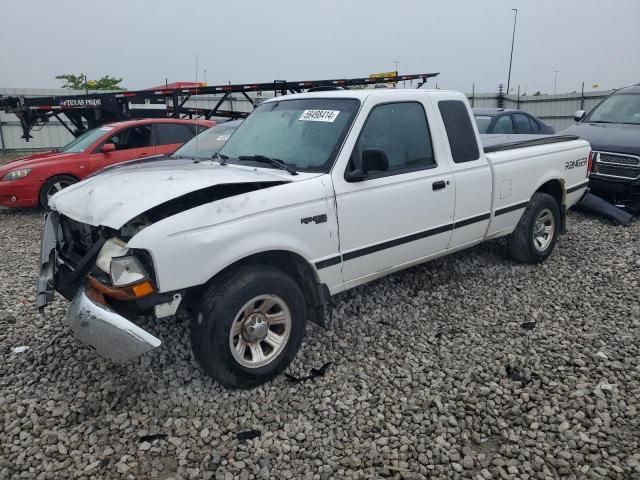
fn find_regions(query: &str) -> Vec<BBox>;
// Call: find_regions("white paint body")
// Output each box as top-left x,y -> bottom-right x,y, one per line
50,89 -> 591,298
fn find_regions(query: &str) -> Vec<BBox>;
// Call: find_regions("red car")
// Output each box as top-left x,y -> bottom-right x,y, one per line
0,118 -> 213,209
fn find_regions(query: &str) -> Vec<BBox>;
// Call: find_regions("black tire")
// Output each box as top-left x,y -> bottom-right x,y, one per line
191,265 -> 307,389
508,192 -> 561,264
39,175 -> 78,210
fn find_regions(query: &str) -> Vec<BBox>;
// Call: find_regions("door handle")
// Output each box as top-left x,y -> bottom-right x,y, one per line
138,152 -> 148,157
432,180 -> 447,191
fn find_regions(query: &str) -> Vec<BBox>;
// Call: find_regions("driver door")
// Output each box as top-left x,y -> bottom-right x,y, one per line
89,124 -> 154,172
332,99 -> 455,287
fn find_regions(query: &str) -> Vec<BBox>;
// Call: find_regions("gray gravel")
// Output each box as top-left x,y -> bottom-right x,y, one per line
1,207 -> 639,480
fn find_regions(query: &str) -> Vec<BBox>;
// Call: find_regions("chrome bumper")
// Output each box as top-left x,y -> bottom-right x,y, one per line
66,287 -> 161,363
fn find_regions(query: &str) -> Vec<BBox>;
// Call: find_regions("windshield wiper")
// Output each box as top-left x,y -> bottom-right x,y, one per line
238,155 -> 298,175
213,152 -> 229,165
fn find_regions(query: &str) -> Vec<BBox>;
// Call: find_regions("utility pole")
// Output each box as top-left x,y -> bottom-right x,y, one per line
553,70 -> 559,95
393,60 -> 400,76
204,69 -> 207,84
84,74 -> 89,95
506,8 -> 518,96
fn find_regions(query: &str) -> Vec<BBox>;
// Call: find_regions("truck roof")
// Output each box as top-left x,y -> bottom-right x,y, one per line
262,88 -> 461,103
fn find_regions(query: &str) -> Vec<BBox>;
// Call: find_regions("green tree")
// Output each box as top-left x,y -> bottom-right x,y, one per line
55,73 -> 124,90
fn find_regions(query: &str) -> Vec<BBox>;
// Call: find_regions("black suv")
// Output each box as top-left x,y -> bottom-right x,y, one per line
563,85 -> 640,207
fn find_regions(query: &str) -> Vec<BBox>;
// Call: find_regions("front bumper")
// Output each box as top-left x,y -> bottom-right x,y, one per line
0,180 -> 40,208
66,287 -> 161,362
589,175 -> 640,202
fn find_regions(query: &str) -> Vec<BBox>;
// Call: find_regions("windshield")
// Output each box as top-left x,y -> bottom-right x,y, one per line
59,126 -> 113,153
474,115 -> 493,133
219,98 -> 360,172
585,92 -> 640,125
173,121 -> 242,159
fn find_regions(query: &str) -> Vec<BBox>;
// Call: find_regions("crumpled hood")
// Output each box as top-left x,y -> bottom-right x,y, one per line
49,158 -> 305,229
562,122 -> 640,156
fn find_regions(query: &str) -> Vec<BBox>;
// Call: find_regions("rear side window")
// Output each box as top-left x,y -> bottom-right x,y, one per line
514,114 -> 532,134
155,123 -> 194,145
529,116 -> 541,133
493,115 -> 515,134
438,100 -> 480,163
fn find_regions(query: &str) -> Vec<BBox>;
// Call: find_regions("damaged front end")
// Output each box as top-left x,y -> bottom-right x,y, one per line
36,163 -> 297,363
37,211 -> 108,308
36,212 -> 174,361
66,287 -> 161,362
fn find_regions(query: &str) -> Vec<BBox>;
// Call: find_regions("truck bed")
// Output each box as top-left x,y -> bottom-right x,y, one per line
481,134 -> 581,153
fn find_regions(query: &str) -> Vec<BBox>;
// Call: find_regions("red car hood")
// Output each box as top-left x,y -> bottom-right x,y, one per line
0,151 -> 84,173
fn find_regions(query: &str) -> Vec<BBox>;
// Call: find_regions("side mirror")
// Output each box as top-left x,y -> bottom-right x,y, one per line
361,148 -> 390,173
573,110 -> 586,122
345,148 -> 390,182
101,143 -> 116,153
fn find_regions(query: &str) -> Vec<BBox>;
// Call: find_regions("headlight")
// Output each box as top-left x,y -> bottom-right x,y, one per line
110,256 -> 148,287
96,238 -> 129,273
2,168 -> 31,181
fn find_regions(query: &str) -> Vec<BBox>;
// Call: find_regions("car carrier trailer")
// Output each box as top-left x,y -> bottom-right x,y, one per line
0,73 -> 438,141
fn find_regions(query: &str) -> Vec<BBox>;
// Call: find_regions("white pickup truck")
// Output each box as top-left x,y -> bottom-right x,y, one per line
37,88 -> 591,388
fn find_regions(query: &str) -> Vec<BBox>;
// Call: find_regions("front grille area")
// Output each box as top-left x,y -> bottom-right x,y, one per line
58,216 -> 102,265
593,151 -> 640,179
599,153 -> 640,166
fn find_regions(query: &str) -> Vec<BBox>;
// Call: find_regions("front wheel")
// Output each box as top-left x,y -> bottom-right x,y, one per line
508,192 -> 560,264
191,265 -> 307,389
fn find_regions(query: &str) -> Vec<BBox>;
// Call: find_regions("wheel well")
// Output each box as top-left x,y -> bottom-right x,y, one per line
536,179 -> 563,206
536,179 -> 566,232
199,251 -> 329,327
44,173 -> 80,183
40,173 -> 80,194
38,174 -> 81,207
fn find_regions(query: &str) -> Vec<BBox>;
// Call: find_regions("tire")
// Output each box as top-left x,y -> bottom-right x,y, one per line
39,175 -> 78,210
191,265 -> 307,389
508,192 -> 560,264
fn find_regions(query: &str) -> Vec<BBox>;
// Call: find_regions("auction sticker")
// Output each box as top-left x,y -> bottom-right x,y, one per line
299,110 -> 340,122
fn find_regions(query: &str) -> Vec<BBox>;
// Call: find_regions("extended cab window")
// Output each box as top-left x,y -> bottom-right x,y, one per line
106,125 -> 152,150
438,100 -> 480,163
353,102 -> 435,174
155,123 -> 194,145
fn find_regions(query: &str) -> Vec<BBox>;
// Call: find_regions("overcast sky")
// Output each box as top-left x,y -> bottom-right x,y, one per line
1,0 -> 638,94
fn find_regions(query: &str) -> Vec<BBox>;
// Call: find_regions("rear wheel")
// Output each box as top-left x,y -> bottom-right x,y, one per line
191,265 -> 307,389
508,192 -> 560,264
39,175 -> 77,210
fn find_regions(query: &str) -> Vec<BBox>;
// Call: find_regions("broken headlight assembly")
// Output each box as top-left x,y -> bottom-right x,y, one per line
96,238 -> 129,272
93,238 -> 155,299
110,256 -> 147,287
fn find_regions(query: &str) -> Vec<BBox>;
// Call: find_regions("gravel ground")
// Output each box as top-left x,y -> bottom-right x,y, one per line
1,208 -> 639,480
